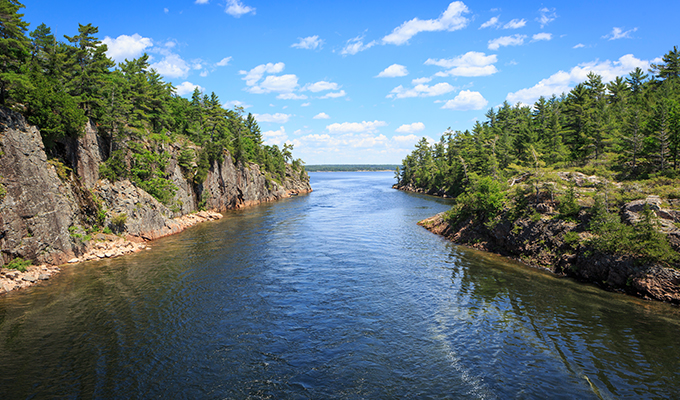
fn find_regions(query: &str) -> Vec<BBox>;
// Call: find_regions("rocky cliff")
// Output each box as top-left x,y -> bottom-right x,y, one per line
0,107 -> 311,269
418,205 -> 680,304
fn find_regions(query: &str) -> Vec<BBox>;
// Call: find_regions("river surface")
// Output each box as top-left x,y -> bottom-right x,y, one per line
1,172 -> 679,399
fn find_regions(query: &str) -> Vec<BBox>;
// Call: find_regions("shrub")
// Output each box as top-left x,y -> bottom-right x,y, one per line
111,213 -> 127,229
446,176 -> 506,224
557,185 -> 580,218
7,257 -> 31,272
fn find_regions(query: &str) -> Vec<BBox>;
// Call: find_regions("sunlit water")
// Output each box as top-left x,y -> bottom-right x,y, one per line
1,172 -> 679,399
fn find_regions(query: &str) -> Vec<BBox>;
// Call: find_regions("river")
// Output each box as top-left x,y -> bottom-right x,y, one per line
1,172 -> 679,399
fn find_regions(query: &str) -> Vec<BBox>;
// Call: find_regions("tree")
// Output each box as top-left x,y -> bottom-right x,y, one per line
0,0 -> 30,104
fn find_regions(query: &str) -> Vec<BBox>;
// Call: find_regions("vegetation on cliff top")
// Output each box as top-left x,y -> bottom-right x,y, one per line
397,45 -> 680,266
0,0 -> 306,205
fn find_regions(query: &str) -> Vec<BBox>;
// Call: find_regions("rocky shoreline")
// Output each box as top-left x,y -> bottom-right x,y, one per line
0,211 -> 224,295
416,207 -> 680,305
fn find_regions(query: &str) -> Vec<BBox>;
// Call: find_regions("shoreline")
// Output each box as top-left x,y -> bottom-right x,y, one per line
0,211 -> 223,295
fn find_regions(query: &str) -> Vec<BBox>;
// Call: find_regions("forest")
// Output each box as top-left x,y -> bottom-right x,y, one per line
397,46 -> 680,264
0,0 -> 304,206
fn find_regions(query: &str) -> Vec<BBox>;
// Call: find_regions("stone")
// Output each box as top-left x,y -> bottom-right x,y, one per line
38,274 -> 49,280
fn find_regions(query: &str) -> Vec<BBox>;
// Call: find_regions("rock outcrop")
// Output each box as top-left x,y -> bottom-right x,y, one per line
0,107 -> 311,291
418,209 -> 680,304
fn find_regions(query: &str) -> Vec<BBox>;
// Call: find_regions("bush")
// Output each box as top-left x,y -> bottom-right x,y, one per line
446,176 -> 506,224
6,257 -> 31,272
111,213 -> 127,230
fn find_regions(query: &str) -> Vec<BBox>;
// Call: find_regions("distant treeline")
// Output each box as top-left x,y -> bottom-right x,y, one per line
306,165 -> 399,172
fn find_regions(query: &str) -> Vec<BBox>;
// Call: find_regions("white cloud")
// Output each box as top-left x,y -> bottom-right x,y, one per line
216,57 -> 232,66
488,34 -> 526,50
327,120 -> 387,134
441,90 -> 488,111
532,33 -> 552,42
603,27 -> 638,41
382,1 -> 470,45
225,0 -> 255,17
395,122 -> 425,133
387,82 -> 456,99
291,35 -> 323,50
313,112 -> 330,119
200,70 -> 209,77
341,36 -> 377,55
425,51 -> 498,77
102,34 -> 153,63
377,64 -> 408,78
393,134 -> 420,144
302,81 -> 340,92
537,7 -> 557,28
240,62 -> 285,86
503,19 -> 526,29
480,16 -> 499,29
195,0 -> 209,4
254,113 -> 291,124
263,126 -> 287,146
506,54 -> 656,105
412,77 -> 432,85
320,90 -> 346,99
223,100 -> 252,109
164,7 -> 169,13
175,81 -> 204,96
301,102 -> 311,107
248,74 -> 299,94
573,43 -> 585,49
277,93 -> 308,100
151,53 -> 191,78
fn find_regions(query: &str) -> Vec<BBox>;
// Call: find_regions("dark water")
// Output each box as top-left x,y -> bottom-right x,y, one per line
1,172 -> 679,399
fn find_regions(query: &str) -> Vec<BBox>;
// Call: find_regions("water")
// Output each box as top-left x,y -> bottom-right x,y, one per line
1,172 -> 679,399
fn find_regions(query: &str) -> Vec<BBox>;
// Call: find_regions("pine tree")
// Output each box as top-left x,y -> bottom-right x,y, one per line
0,0 -> 30,105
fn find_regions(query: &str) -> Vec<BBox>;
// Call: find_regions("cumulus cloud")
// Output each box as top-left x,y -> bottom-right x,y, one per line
320,90 -> 346,99
313,112 -> 331,119
240,62 -> 285,86
603,27 -> 638,41
225,0 -> 255,17
302,81 -> 340,92
254,113 -> 291,124
262,126 -> 287,146
412,77 -> 432,84
151,53 -> 191,78
377,64 -> 408,78
175,81 -> 204,96
382,1 -> 469,45
395,122 -> 425,133
488,34 -> 526,50
216,57 -> 232,66
503,19 -> 526,29
441,90 -> 488,111
537,7 -> 557,28
291,35 -> 323,50
480,16 -> 500,29
301,102 -> 311,107
326,120 -> 387,134
393,134 -> 420,144
102,34 -> 153,63
341,36 -> 377,55
425,51 -> 498,77
387,82 -> 456,99
506,54 -> 657,105
195,0 -> 209,4
277,93 -> 308,100
249,74 -> 299,94
532,33 -> 552,42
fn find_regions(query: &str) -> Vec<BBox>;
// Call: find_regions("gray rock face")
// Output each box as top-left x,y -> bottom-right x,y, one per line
0,106 -> 312,267
0,108 -> 81,266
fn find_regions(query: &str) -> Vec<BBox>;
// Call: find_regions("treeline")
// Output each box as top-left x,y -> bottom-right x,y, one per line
305,164 -> 399,172
0,0 -> 304,204
396,46 -> 680,196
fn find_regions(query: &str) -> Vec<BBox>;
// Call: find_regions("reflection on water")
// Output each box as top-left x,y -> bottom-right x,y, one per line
0,172 -> 678,399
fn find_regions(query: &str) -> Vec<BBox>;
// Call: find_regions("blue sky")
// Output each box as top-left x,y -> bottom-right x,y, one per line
24,0 -> 680,164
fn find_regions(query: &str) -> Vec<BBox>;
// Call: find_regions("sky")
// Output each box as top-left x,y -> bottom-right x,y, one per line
23,0 -> 680,164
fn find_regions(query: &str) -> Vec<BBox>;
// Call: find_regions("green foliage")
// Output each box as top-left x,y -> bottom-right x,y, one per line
445,176 -> 506,224
47,158 -> 72,181
563,231 -> 581,248
111,213 -> 127,231
6,257 -> 31,272
557,185 -> 580,218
